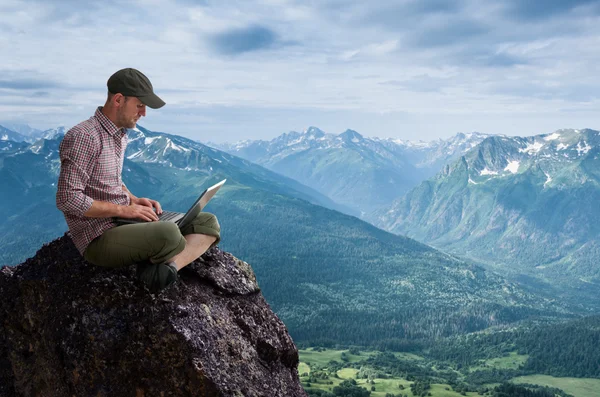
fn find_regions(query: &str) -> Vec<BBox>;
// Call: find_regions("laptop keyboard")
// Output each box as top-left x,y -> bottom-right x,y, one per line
158,210 -> 182,222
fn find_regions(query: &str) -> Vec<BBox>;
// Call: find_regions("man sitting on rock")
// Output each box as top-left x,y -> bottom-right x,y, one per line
56,68 -> 220,291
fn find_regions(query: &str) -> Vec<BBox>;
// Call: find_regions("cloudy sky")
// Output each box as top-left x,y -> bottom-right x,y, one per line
1,0 -> 599,143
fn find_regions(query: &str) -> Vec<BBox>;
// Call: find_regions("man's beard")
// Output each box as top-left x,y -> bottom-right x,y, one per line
117,112 -> 138,129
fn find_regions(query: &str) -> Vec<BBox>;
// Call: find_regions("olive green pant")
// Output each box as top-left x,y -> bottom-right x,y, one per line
84,212 -> 220,268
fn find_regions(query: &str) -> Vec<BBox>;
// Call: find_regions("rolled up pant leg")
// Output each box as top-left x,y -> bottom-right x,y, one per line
84,222 -> 186,268
179,212 -> 221,248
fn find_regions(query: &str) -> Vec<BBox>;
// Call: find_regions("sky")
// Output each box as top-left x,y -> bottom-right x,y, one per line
1,0 -> 599,143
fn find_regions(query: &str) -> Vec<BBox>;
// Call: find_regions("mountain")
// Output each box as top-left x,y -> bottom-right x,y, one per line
212,128 -> 489,216
0,124 -> 65,143
0,124 -> 576,347
0,123 -> 44,139
0,125 -> 344,267
0,140 -> 29,155
375,131 -> 491,175
0,125 -> 26,143
40,126 -> 66,140
377,129 -> 600,294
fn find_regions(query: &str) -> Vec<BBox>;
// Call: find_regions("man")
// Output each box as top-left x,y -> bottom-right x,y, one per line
56,68 -> 221,291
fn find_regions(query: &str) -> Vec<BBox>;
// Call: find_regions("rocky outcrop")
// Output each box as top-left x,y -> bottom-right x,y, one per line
0,235 -> 306,397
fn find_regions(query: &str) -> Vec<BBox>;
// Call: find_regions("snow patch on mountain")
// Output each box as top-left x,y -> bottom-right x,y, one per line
167,139 -> 190,153
480,168 -> 498,176
544,133 -> 561,141
557,143 -> 569,151
519,141 -> 544,154
127,150 -> 143,159
286,137 -> 304,147
504,161 -> 520,174
576,141 -> 591,155
544,172 -> 552,187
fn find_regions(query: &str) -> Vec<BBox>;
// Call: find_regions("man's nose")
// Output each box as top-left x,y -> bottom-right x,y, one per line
139,106 -> 146,117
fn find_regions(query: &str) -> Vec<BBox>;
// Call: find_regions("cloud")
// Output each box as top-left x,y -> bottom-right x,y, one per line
1,0 -> 600,141
504,0 -> 600,20
0,78 -> 60,90
487,79 -> 600,103
207,25 -> 281,55
340,0 -> 465,32
407,20 -> 488,48
380,75 -> 448,93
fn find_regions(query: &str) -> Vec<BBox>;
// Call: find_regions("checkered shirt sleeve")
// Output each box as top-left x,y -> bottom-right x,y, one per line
56,129 -> 98,217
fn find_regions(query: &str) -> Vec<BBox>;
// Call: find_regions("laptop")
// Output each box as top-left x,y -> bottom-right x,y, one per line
114,179 -> 226,229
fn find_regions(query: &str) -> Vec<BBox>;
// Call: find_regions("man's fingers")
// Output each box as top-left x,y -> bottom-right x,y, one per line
143,206 -> 159,221
153,200 -> 162,214
132,205 -> 158,221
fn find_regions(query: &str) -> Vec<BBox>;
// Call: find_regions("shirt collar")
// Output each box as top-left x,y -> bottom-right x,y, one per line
96,107 -> 127,137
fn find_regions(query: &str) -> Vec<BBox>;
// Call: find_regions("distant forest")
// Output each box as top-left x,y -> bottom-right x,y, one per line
426,316 -> 600,379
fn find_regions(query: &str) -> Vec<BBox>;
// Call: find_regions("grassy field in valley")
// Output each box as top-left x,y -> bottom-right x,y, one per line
512,375 -> 600,397
299,348 -> 480,397
299,348 -> 600,397
469,352 -> 529,372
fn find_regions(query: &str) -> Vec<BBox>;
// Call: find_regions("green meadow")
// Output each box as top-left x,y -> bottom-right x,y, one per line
469,352 -> 529,372
299,348 -> 481,397
512,375 -> 600,397
299,348 -> 600,397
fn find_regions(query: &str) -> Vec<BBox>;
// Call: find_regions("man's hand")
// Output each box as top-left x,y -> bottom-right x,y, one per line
132,197 -> 163,215
119,203 -> 160,222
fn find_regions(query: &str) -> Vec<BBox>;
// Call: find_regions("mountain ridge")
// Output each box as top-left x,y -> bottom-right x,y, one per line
0,124 -> 580,346
211,127 -> 490,216
377,128 -> 600,303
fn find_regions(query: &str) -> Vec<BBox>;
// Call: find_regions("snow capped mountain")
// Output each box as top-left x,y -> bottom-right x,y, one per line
0,125 -> 27,143
338,129 -> 364,143
0,124 -> 67,144
0,123 -> 46,142
462,129 -> 600,188
374,131 -> 492,172
211,128 -> 489,216
124,125 -> 243,173
121,125 -> 344,213
41,126 -> 66,140
377,128 -> 600,290
217,128 -> 489,173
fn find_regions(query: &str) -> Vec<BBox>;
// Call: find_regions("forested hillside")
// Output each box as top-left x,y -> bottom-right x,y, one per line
427,316 -> 600,378
0,126 -> 573,346
377,129 -> 600,307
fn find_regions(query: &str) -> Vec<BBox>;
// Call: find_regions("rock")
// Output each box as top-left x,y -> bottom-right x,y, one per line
0,234 -> 306,397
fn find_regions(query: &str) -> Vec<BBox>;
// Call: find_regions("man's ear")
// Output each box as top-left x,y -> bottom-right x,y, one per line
112,93 -> 125,107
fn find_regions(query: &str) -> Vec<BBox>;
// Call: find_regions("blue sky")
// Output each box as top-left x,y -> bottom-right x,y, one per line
1,0 -> 599,143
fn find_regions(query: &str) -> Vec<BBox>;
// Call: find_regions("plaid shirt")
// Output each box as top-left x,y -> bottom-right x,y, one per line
56,107 -> 130,255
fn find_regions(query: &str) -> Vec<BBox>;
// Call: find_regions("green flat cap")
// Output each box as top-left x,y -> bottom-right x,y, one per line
107,68 -> 165,109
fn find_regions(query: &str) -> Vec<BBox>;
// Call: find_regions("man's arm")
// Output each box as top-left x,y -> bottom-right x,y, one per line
84,199 -> 159,221
56,130 -> 97,217
56,131 -> 158,222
